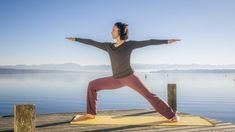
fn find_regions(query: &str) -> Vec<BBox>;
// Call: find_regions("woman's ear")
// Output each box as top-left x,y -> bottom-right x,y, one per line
118,29 -> 121,36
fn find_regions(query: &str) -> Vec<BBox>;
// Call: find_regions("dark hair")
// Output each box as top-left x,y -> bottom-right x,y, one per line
114,22 -> 128,40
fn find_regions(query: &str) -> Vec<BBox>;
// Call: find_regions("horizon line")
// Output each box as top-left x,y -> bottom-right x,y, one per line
1,63 -> 235,66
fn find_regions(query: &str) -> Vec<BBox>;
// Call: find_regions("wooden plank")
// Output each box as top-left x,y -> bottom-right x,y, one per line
0,109 -> 234,132
173,123 -> 234,132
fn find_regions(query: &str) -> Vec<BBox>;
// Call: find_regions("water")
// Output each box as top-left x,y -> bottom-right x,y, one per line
0,72 -> 235,123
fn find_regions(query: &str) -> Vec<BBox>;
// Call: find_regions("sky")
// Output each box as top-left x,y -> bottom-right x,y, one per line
0,0 -> 235,66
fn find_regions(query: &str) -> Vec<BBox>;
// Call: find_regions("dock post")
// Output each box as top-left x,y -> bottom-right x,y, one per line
167,84 -> 177,112
14,104 -> 36,132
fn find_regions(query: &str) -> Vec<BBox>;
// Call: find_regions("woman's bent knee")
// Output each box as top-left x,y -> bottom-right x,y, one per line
88,80 -> 100,92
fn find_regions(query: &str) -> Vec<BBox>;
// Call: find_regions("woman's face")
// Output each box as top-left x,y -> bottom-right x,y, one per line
111,25 -> 120,39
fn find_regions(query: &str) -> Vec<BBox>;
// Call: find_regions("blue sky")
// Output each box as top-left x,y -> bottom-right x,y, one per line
1,0 -> 235,66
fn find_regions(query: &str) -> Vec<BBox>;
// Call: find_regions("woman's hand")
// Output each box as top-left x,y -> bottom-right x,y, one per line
168,39 -> 181,44
65,37 -> 76,42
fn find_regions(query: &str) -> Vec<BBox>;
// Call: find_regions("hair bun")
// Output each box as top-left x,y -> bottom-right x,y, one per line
114,22 -> 129,40
124,26 -> 128,34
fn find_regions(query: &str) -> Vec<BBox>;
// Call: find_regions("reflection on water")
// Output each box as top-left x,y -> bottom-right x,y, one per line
0,72 -> 235,123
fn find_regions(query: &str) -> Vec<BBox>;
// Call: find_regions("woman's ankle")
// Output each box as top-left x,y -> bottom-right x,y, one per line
86,113 -> 96,117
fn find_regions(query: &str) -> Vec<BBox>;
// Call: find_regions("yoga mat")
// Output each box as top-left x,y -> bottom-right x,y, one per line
70,115 -> 215,126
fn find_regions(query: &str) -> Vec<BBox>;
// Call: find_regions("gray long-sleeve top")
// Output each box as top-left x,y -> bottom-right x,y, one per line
75,37 -> 168,78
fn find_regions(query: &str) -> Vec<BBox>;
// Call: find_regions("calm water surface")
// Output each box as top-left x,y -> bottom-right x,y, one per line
0,72 -> 235,123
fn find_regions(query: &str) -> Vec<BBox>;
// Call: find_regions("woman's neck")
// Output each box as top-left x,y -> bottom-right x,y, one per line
114,38 -> 125,47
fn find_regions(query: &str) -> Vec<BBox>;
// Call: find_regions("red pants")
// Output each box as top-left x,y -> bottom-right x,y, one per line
87,71 -> 176,119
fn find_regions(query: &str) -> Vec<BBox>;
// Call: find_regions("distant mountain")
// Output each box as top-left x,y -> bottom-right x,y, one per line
151,69 -> 235,73
0,68 -> 80,74
133,63 -> 235,70
0,63 -> 235,74
0,63 -> 111,72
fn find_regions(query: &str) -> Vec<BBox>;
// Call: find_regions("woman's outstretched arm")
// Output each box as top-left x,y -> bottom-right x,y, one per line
66,37 -> 108,51
129,39 -> 180,49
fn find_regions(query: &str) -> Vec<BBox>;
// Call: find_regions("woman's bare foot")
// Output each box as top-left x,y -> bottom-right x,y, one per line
72,113 -> 96,122
169,113 -> 180,122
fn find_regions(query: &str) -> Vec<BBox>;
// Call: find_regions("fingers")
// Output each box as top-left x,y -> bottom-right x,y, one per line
171,39 -> 181,42
65,37 -> 75,41
168,39 -> 180,44
171,39 -> 181,41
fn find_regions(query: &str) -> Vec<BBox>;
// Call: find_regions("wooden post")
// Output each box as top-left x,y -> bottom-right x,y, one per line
167,84 -> 177,112
14,104 -> 36,132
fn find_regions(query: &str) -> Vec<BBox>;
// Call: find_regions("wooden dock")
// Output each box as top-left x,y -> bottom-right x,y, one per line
1,108 -> 235,132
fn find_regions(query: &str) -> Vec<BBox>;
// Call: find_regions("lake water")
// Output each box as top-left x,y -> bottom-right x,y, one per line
0,72 -> 235,123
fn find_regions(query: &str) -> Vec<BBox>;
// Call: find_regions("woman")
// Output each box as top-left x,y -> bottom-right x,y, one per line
66,22 -> 181,122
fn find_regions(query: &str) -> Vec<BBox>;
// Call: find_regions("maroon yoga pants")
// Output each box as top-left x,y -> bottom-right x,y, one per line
86,71 -> 176,119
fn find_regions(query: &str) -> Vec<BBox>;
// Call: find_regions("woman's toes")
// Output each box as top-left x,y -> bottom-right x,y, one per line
72,113 -> 95,121
169,114 -> 180,122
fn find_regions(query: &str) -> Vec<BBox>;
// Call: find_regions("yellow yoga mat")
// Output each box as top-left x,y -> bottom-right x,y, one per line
70,115 -> 215,126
